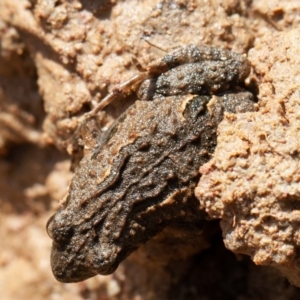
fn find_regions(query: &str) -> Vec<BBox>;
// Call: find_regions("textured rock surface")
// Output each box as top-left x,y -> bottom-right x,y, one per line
196,28 -> 300,287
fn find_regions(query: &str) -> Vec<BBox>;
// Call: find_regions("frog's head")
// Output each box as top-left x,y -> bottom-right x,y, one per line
47,206 -> 121,282
47,173 -> 203,283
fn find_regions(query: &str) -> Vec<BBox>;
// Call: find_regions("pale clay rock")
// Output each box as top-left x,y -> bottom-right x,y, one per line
196,28 -> 300,287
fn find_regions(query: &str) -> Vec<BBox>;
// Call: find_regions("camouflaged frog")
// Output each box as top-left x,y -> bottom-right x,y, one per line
47,45 -> 256,282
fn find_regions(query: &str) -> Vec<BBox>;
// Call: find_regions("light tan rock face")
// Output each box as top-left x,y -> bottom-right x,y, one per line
196,28 -> 300,287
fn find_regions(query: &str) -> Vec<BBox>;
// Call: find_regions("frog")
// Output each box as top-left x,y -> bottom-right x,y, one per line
46,45 -> 256,282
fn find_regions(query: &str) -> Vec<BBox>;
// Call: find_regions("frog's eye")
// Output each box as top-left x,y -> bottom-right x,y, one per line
53,226 -> 74,244
46,215 -> 55,239
46,215 -> 74,243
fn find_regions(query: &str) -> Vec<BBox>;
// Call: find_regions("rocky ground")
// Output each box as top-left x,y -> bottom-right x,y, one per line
1,0 -> 300,299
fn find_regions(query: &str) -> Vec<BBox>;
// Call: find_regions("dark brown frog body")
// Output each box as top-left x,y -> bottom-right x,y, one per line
47,45 -> 255,282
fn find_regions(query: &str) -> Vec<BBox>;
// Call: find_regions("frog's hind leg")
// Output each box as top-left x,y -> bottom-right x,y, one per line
90,72 -> 150,114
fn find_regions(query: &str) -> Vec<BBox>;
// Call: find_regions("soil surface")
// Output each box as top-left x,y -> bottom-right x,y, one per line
1,0 -> 300,299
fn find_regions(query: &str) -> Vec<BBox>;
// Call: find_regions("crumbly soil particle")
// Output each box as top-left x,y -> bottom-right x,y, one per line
1,0 -> 300,299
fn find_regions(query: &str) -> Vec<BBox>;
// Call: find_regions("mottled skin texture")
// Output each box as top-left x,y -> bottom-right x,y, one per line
138,46 -> 250,100
47,45 -> 255,282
